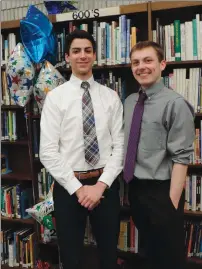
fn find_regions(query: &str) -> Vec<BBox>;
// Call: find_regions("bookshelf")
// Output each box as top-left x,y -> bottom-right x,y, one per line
1,1 -> 202,268
1,103 -> 38,267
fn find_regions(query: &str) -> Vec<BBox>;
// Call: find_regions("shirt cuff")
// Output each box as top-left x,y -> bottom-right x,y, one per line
98,171 -> 114,188
64,177 -> 83,195
172,157 -> 190,165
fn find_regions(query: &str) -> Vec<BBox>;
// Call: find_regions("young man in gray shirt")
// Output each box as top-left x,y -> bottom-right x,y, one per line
124,41 -> 195,269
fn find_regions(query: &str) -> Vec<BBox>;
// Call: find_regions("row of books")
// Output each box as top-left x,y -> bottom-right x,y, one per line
40,214 -> 139,254
84,217 -> 139,254
1,184 -> 33,219
66,17 -> 137,67
1,70 -> 15,106
185,220 -> 202,258
118,218 -> 139,253
185,175 -> 202,212
0,228 -> 36,268
38,168 -> 54,200
163,68 -> 202,113
39,215 -> 201,259
153,15 -> 202,61
190,126 -> 202,165
1,110 -> 17,141
1,34 -> 17,66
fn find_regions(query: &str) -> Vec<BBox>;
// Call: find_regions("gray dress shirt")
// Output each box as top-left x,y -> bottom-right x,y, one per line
124,80 -> 195,180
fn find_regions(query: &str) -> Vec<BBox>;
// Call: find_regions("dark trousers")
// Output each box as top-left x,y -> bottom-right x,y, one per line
129,178 -> 185,269
53,178 -> 120,269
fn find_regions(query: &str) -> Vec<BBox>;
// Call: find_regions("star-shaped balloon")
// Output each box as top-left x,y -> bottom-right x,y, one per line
34,60 -> 66,112
20,5 -> 57,64
26,182 -> 55,229
6,43 -> 35,107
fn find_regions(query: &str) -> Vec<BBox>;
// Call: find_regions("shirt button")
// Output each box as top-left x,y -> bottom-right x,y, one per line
148,97 -> 151,100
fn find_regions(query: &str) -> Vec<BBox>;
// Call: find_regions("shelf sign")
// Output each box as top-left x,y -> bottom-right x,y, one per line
72,9 -> 99,20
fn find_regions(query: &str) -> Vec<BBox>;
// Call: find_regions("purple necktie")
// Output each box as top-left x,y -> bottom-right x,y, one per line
124,90 -> 147,183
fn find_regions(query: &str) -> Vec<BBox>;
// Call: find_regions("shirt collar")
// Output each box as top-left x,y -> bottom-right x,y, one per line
70,74 -> 95,89
139,79 -> 164,98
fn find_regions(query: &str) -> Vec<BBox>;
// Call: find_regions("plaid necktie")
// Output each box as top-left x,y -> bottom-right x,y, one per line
81,81 -> 100,166
124,90 -> 147,183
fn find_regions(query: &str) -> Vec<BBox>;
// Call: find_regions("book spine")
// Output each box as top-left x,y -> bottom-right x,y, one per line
174,20 -> 181,61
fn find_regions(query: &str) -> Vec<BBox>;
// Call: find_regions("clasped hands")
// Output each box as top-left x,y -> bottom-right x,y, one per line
76,181 -> 107,210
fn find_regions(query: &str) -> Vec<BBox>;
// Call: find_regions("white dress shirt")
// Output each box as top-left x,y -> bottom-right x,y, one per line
39,74 -> 124,195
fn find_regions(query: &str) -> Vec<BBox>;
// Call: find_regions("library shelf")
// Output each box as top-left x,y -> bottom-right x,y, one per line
32,115 -> 41,119
120,3 -> 147,14
188,164 -> 202,169
122,207 -> 202,217
166,60 -> 202,66
1,15 -> 56,30
1,172 -> 32,181
1,19 -> 21,29
56,60 -> 202,73
195,113 -> 202,117
1,105 -> 23,110
184,210 -> 202,217
1,266 -> 37,269
0,3 -> 147,30
1,140 -> 28,145
151,1 -> 202,11
187,257 -> 202,265
1,216 -> 35,224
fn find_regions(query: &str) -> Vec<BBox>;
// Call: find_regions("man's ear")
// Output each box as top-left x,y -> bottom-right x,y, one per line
160,60 -> 166,71
65,53 -> 69,63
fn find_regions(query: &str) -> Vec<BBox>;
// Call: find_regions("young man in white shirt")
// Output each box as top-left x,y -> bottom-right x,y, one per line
40,29 -> 124,269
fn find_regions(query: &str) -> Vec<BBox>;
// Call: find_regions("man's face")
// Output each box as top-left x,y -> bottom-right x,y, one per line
131,47 -> 166,89
65,38 -> 96,79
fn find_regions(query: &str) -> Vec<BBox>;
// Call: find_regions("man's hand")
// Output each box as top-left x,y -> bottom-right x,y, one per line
76,181 -> 107,210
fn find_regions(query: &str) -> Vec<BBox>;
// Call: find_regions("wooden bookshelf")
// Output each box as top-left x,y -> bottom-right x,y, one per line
2,266 -> 22,269
1,140 -> 28,145
1,2 -> 202,269
1,266 -> 37,269
195,113 -> 202,117
184,210 -> 202,217
187,257 -> 202,265
166,60 -> 202,66
1,105 -> 23,110
56,60 -> 202,74
1,19 -> 21,29
188,164 -> 202,169
1,216 -> 35,224
1,15 -> 56,30
120,3 -> 147,14
32,115 -> 41,119
1,172 -> 32,181
151,1 -> 202,11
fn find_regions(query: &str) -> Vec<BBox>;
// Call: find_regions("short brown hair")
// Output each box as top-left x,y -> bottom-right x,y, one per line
130,41 -> 164,62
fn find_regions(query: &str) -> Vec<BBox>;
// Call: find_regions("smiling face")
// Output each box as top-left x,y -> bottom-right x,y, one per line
65,38 -> 96,81
131,46 -> 166,89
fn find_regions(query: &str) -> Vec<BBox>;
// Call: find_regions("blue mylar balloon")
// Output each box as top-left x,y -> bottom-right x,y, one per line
44,1 -> 77,14
20,5 -> 57,64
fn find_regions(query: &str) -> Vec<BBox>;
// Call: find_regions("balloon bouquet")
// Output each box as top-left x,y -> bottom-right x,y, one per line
6,5 -> 67,234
